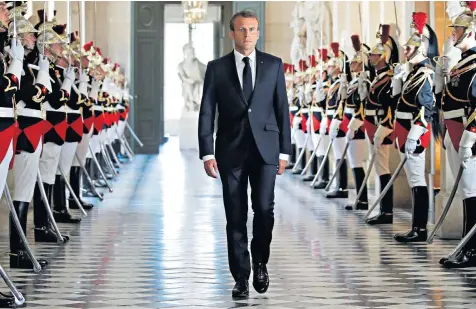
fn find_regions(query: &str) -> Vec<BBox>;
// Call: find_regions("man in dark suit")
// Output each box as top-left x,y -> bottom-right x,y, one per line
198,10 -> 292,298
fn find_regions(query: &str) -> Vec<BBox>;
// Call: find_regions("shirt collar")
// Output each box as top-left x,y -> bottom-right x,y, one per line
234,49 -> 256,64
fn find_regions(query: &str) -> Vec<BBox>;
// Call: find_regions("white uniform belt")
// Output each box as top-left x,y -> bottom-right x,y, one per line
289,106 -> 298,111
0,107 -> 14,118
365,109 -> 384,116
326,110 -> 335,116
301,108 -> 309,113
17,101 -> 42,118
312,107 -> 324,113
66,106 -> 80,114
43,101 -> 65,112
443,109 -> 465,119
396,111 -> 413,120
344,107 -> 354,114
93,105 -> 102,112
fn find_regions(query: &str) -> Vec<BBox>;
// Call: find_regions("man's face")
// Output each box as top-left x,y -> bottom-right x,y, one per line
451,26 -> 466,45
81,56 -> 89,68
369,54 -> 382,67
23,33 -> 36,50
51,43 -> 64,57
404,45 -> 417,61
229,16 -> 259,53
286,80 -> 293,89
350,61 -> 363,73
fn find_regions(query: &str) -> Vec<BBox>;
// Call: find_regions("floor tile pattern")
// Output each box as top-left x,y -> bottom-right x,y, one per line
0,140 -> 474,308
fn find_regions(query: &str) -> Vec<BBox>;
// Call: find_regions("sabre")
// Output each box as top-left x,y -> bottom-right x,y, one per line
363,149 -> 407,220
37,171 -> 66,243
3,186 -> 42,273
427,165 -> 464,244
58,165 -> 87,216
310,141 -> 332,187
88,144 -> 113,192
125,122 -> 143,147
122,135 -> 135,157
74,153 -> 104,200
100,142 -> 118,177
115,127 -> 134,160
292,133 -> 310,173
301,135 -> 321,175
106,143 -> 122,167
0,263 -> 25,306
351,148 -> 376,209
325,141 -> 350,191
444,218 -> 476,262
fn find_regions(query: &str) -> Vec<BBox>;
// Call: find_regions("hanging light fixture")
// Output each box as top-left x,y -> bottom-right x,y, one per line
182,1 -> 208,24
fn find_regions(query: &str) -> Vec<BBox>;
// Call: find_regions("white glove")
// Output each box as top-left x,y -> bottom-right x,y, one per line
391,77 -> 403,97
434,63 -> 449,95
292,116 -> 302,128
459,146 -> 473,168
405,125 -> 427,155
7,39 -> 24,82
78,70 -> 89,96
329,118 -> 341,140
89,79 -> 100,101
405,139 -> 418,155
35,55 -> 52,93
459,130 -> 476,167
61,66 -> 75,94
315,80 -> 327,103
319,117 -> 328,135
346,129 -> 355,143
373,125 -> 393,147
101,77 -> 112,94
358,76 -> 368,101
339,79 -> 348,101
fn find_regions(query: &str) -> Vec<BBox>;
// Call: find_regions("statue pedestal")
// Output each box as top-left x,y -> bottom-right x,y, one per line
179,111 -> 199,151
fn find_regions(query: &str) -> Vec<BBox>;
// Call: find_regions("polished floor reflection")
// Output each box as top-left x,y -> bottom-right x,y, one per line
0,140 -> 476,308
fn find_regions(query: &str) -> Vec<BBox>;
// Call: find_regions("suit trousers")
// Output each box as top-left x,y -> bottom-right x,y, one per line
218,135 -> 277,282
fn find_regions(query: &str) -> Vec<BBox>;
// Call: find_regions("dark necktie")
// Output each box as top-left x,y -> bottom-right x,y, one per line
242,57 -> 252,102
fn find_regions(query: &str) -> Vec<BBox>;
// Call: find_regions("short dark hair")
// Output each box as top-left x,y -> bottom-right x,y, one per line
229,10 -> 259,31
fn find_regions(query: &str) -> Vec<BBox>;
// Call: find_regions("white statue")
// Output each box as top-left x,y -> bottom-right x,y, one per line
177,43 -> 206,112
290,2 -> 307,68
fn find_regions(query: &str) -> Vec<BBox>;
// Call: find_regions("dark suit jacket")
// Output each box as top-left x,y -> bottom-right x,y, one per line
198,50 -> 292,168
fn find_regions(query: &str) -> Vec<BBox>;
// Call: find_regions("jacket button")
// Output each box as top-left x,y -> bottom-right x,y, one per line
248,109 -> 251,113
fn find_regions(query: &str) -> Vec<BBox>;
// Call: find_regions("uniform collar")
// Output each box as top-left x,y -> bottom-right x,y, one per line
234,49 -> 256,64
376,64 -> 390,75
461,47 -> 476,58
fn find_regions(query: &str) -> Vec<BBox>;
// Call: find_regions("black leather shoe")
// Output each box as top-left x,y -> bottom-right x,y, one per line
292,168 -> 303,175
313,180 -> 328,189
69,198 -> 94,210
443,250 -> 476,268
366,213 -> 393,225
53,210 -> 81,224
345,202 -> 368,211
0,292 -> 15,308
252,263 -> 269,294
232,279 -> 249,298
10,251 -> 48,269
325,189 -> 349,199
34,227 -> 69,243
302,175 -> 314,182
394,228 -> 427,243
285,163 -> 295,169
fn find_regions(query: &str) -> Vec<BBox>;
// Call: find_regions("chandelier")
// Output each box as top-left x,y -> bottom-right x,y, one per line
182,1 -> 208,24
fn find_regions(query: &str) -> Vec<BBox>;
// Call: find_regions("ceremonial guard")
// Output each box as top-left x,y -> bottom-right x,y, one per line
326,42 -> 351,198
435,2 -> 476,267
9,6 -> 53,268
284,63 -> 297,169
312,49 -> 330,189
70,38 -> 95,208
365,24 -> 399,225
343,35 -> 373,210
392,13 -> 439,242
291,60 -> 307,174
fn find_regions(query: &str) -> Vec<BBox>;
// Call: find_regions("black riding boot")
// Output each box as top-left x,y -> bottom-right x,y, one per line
10,201 -> 48,269
366,174 -> 393,224
443,197 -> 476,268
69,166 -> 94,210
313,155 -> 329,189
302,152 -> 316,181
292,148 -> 303,174
326,159 -> 348,198
394,186 -> 429,242
345,167 -> 368,210
53,175 -> 81,224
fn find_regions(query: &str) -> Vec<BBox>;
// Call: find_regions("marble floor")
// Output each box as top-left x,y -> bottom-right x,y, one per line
0,139 -> 475,308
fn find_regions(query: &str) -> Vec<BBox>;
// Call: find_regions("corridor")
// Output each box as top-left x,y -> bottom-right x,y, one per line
1,140 -> 476,309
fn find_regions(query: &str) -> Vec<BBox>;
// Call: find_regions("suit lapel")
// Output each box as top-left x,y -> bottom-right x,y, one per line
250,50 -> 265,107
227,52 -> 248,106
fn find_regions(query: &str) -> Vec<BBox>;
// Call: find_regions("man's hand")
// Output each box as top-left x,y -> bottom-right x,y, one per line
204,159 -> 219,178
277,159 -> 287,175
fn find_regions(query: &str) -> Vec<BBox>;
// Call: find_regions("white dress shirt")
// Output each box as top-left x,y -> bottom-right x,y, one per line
202,49 -> 289,163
